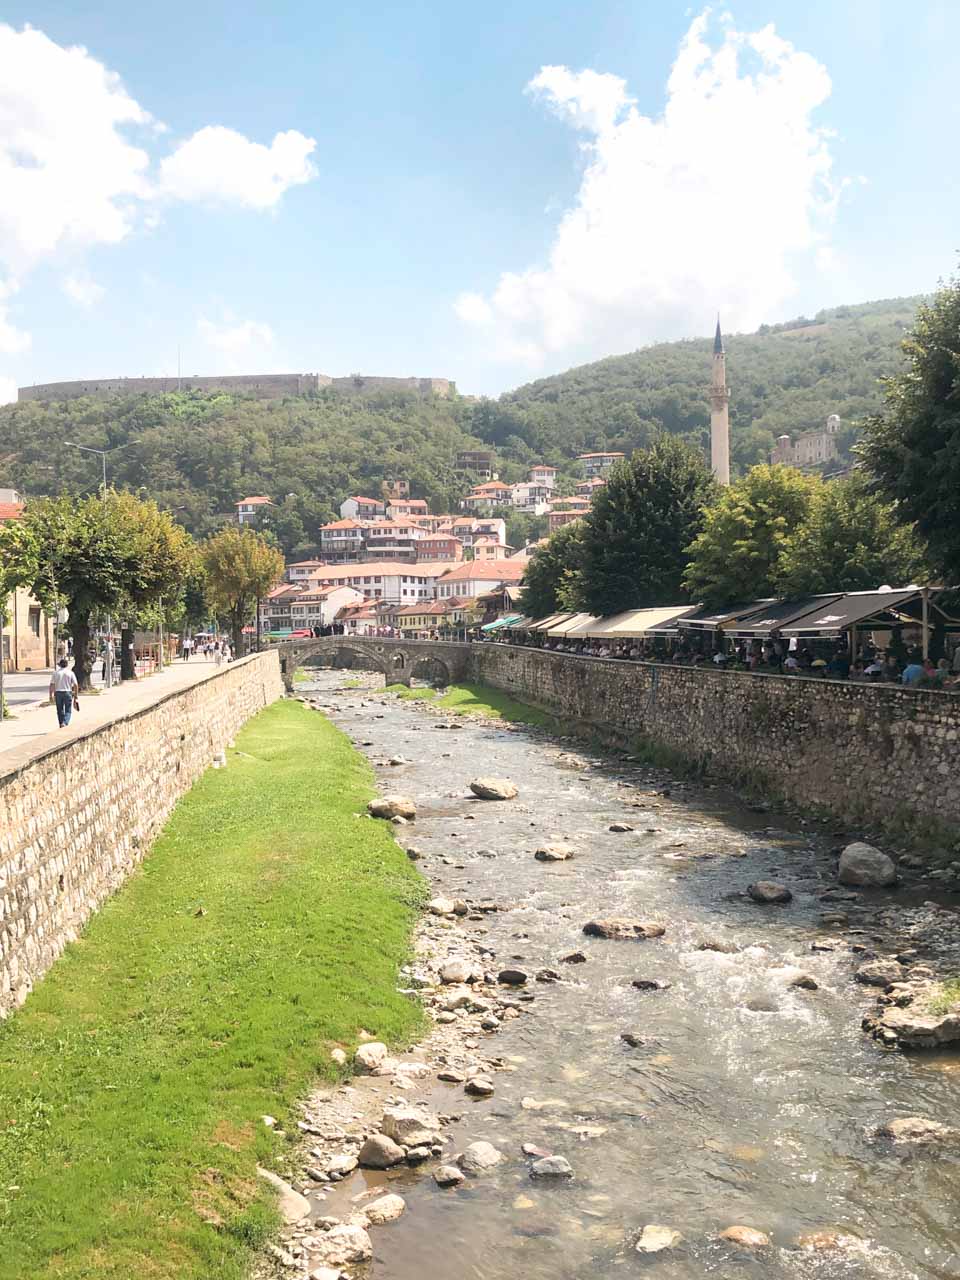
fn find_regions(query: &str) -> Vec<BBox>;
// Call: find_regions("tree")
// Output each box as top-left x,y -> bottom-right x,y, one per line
578,435 -> 715,615
858,275 -> 960,580
200,526 -> 284,654
778,472 -> 927,596
15,492 -> 193,689
518,521 -> 585,618
683,465 -> 818,607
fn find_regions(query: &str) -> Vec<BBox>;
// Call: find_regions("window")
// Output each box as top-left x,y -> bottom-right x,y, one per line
28,607 -> 41,637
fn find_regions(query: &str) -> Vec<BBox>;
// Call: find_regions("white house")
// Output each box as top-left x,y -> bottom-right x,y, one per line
235,495 -> 274,525
340,495 -> 386,520
435,559 -> 526,600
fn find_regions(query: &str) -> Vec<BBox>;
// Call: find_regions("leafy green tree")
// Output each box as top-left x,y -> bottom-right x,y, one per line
518,521 -> 585,618
16,492 -> 193,689
778,472 -> 927,596
578,436 -> 715,615
201,526 -> 284,655
857,275 -> 960,580
683,465 -> 819,606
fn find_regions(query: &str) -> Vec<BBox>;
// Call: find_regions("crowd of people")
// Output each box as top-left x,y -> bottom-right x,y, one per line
479,627 -> 960,689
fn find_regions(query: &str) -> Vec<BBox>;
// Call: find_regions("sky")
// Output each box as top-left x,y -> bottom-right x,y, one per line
0,1 -> 957,404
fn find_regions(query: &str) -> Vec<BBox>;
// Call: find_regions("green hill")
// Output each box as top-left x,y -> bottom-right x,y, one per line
470,296 -> 922,474
0,295 -> 922,555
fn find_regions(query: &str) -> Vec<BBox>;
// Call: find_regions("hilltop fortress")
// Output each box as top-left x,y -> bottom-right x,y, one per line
17,372 -> 454,403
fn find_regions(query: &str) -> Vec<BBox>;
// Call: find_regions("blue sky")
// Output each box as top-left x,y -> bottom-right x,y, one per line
0,1 -> 957,402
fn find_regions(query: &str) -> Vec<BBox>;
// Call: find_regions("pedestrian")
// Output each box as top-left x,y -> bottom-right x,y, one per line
182,635 -> 193,661
214,640 -> 223,667
49,658 -> 79,727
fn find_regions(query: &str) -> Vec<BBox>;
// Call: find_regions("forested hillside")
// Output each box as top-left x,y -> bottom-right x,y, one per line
472,296 -> 922,474
0,295 -> 921,555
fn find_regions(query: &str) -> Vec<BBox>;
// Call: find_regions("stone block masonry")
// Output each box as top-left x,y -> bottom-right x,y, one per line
0,652 -> 284,1016
469,645 -> 960,835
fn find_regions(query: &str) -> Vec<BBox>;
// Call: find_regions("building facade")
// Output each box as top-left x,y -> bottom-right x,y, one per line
770,416 -> 842,469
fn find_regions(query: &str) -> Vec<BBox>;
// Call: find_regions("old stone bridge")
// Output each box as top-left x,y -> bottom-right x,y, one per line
274,636 -> 472,690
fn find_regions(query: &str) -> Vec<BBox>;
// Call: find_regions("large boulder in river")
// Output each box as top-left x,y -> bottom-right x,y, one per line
381,1105 -> 440,1148
876,1005 -> 960,1048
358,1133 -> 405,1169
308,1224 -> 373,1267
876,1115 -> 959,1144
458,1141 -> 503,1174
535,843 -> 575,862
719,1225 -> 770,1249
583,919 -> 665,941
469,777 -> 519,801
636,1225 -> 683,1253
838,842 -> 897,887
368,795 -> 417,820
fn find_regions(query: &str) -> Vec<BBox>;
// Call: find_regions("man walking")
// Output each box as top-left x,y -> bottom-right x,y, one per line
49,658 -> 79,727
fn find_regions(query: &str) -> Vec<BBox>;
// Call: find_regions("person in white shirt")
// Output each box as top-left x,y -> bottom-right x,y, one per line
49,658 -> 79,727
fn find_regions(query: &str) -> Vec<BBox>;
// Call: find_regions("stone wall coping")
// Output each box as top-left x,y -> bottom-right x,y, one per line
0,652 -> 279,787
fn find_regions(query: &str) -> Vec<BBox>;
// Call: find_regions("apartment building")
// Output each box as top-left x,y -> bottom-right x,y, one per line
0,493 -> 55,671
259,584 -> 364,634
416,534 -> 463,562
340,495 -> 386,520
305,561 -> 458,605
578,451 -> 625,478
434,559 -> 526,600
319,519 -> 367,562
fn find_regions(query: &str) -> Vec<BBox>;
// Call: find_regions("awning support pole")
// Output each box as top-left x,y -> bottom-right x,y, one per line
922,587 -> 930,660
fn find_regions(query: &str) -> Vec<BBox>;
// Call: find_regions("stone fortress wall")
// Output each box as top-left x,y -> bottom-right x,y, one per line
468,645 -> 960,835
0,651 -> 283,1016
17,373 -> 454,403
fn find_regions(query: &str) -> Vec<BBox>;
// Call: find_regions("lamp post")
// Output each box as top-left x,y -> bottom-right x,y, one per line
63,440 -> 138,689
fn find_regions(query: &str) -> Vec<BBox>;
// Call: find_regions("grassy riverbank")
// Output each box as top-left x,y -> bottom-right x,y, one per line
385,681 -> 558,728
0,700 -> 424,1280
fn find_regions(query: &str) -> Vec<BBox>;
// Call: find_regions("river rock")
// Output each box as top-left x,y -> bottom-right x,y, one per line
719,1225 -> 770,1248
381,1105 -> 440,1148
876,1005 -> 960,1047
465,1076 -> 495,1097
583,919 -> 665,941
308,1269 -> 343,1280
790,974 -> 819,991
608,822 -> 634,833
636,1224 -> 683,1253
498,968 -> 528,985
357,1134 -> 406,1169
561,951 -> 587,964
796,1231 -> 857,1253
469,777 -> 519,801
308,1224 -> 373,1268
326,1153 -> 358,1176
428,897 -> 456,916
747,881 -> 792,904
435,1164 -> 466,1187
877,1115 -> 958,1144
632,979 -> 671,992
364,1193 -> 406,1225
354,1041 -> 389,1073
698,939 -> 740,954
368,796 -> 417,820
855,959 -> 904,988
256,1167 -> 311,1224
530,1155 -> 574,1179
535,843 -> 575,861
458,1141 -> 503,1174
839,841 -> 897,887
440,958 -> 483,984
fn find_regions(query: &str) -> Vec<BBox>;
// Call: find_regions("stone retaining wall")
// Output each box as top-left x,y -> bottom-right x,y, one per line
0,652 -> 284,1015
469,645 -> 960,835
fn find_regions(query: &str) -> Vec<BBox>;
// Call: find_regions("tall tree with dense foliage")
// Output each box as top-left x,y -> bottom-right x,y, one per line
683,465 -> 819,606
517,521 -> 585,619
578,436 -> 715,615
778,472 -> 927,596
858,276 -> 960,581
14,492 -> 194,688
201,526 -> 285,654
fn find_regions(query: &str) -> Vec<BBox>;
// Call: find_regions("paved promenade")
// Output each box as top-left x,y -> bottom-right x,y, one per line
0,658 -> 227,773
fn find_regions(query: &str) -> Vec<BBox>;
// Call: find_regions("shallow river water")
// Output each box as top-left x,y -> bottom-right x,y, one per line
306,671 -> 960,1280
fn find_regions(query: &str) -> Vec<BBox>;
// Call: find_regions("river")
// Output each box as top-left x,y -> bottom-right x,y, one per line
302,669 -> 960,1280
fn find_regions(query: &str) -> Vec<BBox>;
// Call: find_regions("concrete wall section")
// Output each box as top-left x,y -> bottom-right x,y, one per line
469,645 -> 960,834
0,652 -> 284,1015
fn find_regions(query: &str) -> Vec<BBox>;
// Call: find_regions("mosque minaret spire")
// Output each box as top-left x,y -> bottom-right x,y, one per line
709,316 -> 730,485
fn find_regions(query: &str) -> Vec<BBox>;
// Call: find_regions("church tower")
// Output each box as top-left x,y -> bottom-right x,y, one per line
709,318 -> 730,485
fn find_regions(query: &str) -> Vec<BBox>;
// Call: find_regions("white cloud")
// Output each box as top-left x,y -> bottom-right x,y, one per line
456,12 -> 843,368
159,126 -> 317,210
0,22 -> 316,363
62,271 -> 105,308
0,375 -> 18,405
0,281 -> 30,355
197,313 -> 277,372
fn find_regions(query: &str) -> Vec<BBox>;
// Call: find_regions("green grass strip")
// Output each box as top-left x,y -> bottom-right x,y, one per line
0,699 -> 425,1280
384,681 -> 558,728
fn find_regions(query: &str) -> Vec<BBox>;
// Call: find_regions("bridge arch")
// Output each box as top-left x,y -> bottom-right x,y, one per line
276,636 -> 471,691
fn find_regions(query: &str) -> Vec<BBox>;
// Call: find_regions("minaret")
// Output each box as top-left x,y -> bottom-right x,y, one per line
709,317 -> 730,485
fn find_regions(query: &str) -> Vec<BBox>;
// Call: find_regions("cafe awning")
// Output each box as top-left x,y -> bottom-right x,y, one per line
569,607 -> 695,639
481,613 -> 524,632
546,612 -> 599,636
678,601 -> 776,631
725,595 -> 844,638
779,588 -> 923,637
528,612 -> 573,632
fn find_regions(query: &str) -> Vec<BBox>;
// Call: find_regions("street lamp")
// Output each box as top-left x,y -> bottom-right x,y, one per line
63,440 -> 139,689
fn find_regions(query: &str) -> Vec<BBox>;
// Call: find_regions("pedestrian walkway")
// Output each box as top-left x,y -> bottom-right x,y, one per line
0,658 -> 229,774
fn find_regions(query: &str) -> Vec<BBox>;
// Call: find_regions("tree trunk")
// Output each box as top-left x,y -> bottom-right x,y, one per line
72,616 -> 93,691
231,608 -> 243,658
120,625 -> 136,681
